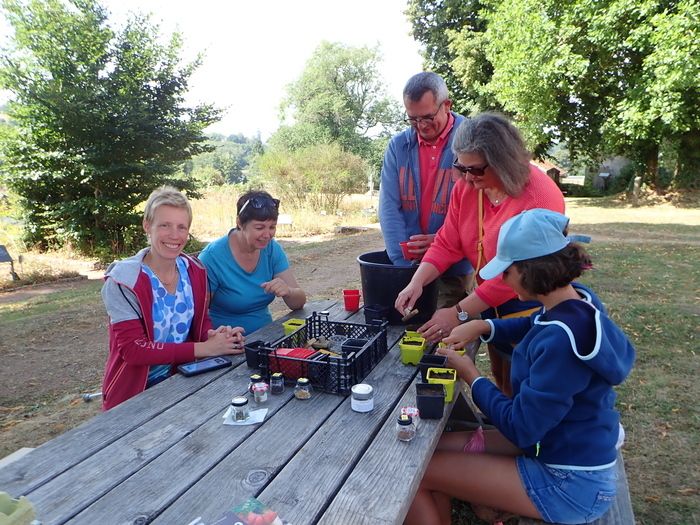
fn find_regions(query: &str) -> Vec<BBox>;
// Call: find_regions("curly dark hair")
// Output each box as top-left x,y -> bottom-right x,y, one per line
236,190 -> 280,225
513,244 -> 592,295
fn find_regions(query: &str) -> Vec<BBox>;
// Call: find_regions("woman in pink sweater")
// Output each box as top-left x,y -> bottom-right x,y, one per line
395,113 -> 565,394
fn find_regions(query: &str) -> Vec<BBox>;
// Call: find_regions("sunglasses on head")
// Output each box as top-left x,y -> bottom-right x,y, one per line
452,159 -> 489,177
239,196 -> 280,216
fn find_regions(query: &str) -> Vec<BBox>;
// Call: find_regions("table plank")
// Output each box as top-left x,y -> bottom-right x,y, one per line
0,301 -> 339,497
70,379 -> 338,524
318,376 -> 451,525
253,342 -> 419,525
151,389 -> 346,524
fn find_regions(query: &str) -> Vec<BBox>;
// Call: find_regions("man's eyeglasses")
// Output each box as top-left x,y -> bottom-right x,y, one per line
239,196 -> 280,216
403,102 -> 445,125
452,159 -> 489,177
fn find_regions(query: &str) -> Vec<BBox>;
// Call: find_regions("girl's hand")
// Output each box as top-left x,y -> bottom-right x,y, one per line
442,320 -> 491,350
435,341 -> 481,383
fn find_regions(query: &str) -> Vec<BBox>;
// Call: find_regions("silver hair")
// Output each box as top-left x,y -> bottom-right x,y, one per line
452,113 -> 531,196
403,72 -> 449,104
143,185 -> 192,226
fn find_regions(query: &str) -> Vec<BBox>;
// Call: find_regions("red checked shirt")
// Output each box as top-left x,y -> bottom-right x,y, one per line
417,113 -> 455,233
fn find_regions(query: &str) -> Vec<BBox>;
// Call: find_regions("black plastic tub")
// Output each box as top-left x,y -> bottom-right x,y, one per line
357,250 -> 439,325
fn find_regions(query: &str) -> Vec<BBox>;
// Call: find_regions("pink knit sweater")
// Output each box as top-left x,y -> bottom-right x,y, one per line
423,165 -> 565,307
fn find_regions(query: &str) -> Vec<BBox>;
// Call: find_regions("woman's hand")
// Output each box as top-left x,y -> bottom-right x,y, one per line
261,277 -> 290,297
196,327 -> 244,357
395,281 -> 424,316
418,307 -> 461,343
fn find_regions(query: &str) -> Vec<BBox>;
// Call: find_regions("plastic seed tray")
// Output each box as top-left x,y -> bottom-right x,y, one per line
257,311 -> 388,395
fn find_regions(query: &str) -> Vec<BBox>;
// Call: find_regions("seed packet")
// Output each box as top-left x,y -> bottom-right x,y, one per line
186,497 -> 290,525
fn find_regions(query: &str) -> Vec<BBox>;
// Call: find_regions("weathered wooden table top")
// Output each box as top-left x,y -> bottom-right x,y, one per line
0,300 -> 452,525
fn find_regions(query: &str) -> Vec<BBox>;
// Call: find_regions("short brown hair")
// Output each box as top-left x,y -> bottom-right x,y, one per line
514,244 -> 592,295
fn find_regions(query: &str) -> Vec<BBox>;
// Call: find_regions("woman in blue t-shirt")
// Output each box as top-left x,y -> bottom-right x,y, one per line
199,190 -> 306,335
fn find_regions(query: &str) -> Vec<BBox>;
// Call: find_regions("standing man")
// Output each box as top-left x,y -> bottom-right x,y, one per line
379,72 -> 471,307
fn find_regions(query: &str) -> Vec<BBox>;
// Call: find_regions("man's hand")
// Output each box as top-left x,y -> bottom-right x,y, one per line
406,233 -> 436,260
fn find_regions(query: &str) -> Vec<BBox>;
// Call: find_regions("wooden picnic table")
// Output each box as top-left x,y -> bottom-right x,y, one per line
0,300 -> 454,525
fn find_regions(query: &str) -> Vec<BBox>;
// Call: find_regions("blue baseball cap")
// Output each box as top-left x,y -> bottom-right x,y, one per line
479,209 -> 585,280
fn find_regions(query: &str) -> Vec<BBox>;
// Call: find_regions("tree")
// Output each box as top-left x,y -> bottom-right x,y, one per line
406,0 -> 496,115
0,0 -> 220,255
271,41 -> 403,165
443,0 -> 700,190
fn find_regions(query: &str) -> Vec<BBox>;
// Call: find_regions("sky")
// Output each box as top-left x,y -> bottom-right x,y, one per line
1,0 -> 424,140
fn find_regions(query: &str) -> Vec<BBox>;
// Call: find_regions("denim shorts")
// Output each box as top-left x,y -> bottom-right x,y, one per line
516,456 -> 617,524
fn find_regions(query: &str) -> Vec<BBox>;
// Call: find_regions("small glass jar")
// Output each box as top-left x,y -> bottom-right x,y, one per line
230,396 -> 249,422
397,414 -> 416,442
294,377 -> 312,400
252,382 -> 269,404
270,372 -> 285,395
351,383 -> 374,413
248,373 -> 263,394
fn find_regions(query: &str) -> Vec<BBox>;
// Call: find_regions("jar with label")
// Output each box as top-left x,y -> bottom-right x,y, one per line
252,382 -> 269,404
351,384 -> 374,413
230,396 -> 249,422
248,373 -> 263,394
294,377 -> 312,400
397,414 -> 416,442
270,372 -> 285,395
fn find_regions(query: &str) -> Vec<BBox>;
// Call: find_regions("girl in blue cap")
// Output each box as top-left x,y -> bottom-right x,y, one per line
405,209 -> 636,525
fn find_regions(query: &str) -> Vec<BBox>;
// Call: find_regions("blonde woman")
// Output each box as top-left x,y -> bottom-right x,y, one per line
101,186 -> 244,410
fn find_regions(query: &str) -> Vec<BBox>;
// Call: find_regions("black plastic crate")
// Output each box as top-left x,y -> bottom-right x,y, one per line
258,311 -> 388,395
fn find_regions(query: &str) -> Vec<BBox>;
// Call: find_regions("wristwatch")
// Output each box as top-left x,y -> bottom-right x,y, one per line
455,303 -> 469,323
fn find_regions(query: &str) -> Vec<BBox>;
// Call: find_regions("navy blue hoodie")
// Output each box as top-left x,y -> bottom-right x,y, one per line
473,283 -> 636,468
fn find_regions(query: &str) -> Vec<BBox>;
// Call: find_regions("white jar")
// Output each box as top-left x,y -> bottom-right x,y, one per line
351,383 -> 374,413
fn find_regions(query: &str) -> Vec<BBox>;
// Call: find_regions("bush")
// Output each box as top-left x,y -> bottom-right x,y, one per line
253,143 -> 368,214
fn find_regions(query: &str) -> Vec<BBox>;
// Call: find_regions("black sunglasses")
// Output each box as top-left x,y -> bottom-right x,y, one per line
453,159 -> 489,177
239,197 -> 280,215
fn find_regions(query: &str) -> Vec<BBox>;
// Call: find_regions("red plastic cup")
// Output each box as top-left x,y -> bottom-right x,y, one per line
343,289 -> 361,311
400,241 -> 417,260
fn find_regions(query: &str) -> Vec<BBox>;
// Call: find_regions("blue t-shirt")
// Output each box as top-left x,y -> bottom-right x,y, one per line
142,256 -> 194,386
199,231 -> 290,335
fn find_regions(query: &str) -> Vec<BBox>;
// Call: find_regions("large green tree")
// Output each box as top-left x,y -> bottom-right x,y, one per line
412,0 -> 700,190
406,0 -> 495,115
0,0 -> 220,255
271,41 -> 403,165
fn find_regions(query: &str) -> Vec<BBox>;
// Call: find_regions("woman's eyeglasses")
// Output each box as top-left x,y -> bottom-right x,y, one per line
239,197 -> 280,216
452,159 -> 489,177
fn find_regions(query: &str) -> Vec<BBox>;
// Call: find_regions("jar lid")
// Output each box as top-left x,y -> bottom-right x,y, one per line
250,373 -> 262,380
272,372 -> 284,379
252,382 -> 269,392
351,383 -> 373,400
231,396 -> 248,406
398,414 -> 412,425
297,377 -> 309,385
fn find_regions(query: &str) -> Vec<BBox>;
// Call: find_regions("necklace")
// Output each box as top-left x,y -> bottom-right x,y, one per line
144,256 -> 178,286
156,268 -> 178,286
487,189 -> 507,205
